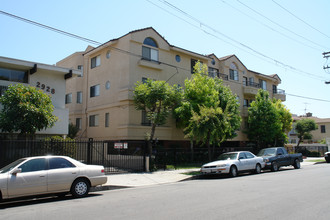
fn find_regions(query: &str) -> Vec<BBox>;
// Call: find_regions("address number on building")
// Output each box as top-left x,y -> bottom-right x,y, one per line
36,82 -> 55,94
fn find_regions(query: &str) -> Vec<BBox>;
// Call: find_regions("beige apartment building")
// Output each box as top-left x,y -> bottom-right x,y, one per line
56,27 -> 285,148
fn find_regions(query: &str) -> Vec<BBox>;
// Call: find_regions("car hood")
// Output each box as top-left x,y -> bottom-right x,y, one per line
203,160 -> 232,167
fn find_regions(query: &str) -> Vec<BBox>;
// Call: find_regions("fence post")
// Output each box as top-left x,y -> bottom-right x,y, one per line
87,138 -> 93,164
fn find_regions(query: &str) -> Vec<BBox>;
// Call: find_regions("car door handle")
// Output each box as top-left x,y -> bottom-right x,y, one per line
72,172 -> 76,174
40,175 -> 46,177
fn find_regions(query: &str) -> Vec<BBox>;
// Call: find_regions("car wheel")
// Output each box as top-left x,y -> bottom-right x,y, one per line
326,158 -> 330,163
293,159 -> 301,169
229,165 -> 238,177
255,163 -> 261,174
271,162 -> 278,172
71,179 -> 90,198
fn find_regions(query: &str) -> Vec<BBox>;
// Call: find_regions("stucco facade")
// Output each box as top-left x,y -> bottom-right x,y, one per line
56,27 -> 285,146
0,56 -> 80,136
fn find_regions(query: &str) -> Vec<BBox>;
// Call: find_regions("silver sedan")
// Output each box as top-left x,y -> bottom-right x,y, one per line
200,151 -> 265,177
0,155 -> 107,201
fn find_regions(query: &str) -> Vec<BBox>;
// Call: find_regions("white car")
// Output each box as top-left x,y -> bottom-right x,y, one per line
200,151 -> 265,177
0,155 -> 107,201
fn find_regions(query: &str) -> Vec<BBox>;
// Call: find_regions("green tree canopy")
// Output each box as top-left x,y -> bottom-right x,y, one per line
273,99 -> 293,146
133,79 -> 182,157
0,84 -> 57,138
295,118 -> 318,147
247,89 -> 282,149
175,62 -> 241,161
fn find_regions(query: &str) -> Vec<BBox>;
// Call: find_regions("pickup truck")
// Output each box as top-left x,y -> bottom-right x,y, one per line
257,147 -> 303,172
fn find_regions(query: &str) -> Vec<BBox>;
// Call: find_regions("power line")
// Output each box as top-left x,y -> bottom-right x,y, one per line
220,0 -> 322,52
236,0 -> 329,51
152,0 -> 327,81
286,93 -> 330,103
1,9 -> 329,103
272,0 -> 330,39
0,10 -> 102,46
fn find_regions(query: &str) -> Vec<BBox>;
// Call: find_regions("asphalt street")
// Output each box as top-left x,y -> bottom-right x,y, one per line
1,164 -> 329,220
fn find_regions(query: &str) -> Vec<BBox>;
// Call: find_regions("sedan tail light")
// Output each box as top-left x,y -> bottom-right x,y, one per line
101,169 -> 105,173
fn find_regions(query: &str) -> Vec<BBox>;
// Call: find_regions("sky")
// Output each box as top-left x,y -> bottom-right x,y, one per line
1,0 -> 330,118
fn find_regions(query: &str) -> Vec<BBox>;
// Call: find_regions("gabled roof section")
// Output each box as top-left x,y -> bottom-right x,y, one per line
84,27 -> 171,56
217,54 -> 248,70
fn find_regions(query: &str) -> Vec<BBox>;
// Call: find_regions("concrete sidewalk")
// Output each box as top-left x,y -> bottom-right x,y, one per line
103,157 -> 326,188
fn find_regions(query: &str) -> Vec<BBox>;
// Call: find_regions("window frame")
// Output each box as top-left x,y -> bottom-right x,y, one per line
76,91 -> 82,104
76,118 -> 82,130
65,93 -> 72,104
321,125 -> 326,133
91,55 -> 101,69
90,84 -> 100,98
89,114 -> 99,127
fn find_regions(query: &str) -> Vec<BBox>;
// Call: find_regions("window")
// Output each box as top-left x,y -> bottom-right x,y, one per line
321,125 -> 326,133
105,113 -> 109,127
18,158 -> 46,173
142,37 -> 158,62
141,110 -> 151,126
91,55 -> 101,69
249,77 -> 254,86
259,79 -> 267,90
89,115 -> 99,127
175,55 -> 181,62
208,67 -> 219,78
0,67 -> 28,83
105,81 -> 110,90
273,85 -> 277,94
245,152 -> 254,159
229,63 -> 239,81
90,84 -> 100,97
238,153 -> 247,160
77,91 -> 82,104
76,118 -> 82,130
77,65 -> 83,77
49,158 -> 75,170
106,50 -> 111,59
243,77 -> 248,86
65,93 -> 72,104
243,99 -> 248,107
277,148 -> 284,155
191,59 -> 198,74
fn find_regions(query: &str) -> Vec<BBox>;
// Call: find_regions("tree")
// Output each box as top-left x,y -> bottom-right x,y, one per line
133,79 -> 182,157
0,84 -> 57,138
247,89 -> 282,150
295,118 -> 318,147
175,62 -> 241,161
68,123 -> 79,139
272,99 -> 293,146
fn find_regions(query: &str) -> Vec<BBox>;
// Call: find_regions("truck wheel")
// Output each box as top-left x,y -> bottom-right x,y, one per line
293,159 -> 301,169
271,162 -> 278,172
254,163 -> 261,174
229,165 -> 238,177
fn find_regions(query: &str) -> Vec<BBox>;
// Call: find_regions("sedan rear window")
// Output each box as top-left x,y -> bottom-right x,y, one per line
49,158 -> 76,169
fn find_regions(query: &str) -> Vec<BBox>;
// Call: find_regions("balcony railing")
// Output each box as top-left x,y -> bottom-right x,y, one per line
273,89 -> 285,94
245,82 -> 260,88
218,73 -> 229,81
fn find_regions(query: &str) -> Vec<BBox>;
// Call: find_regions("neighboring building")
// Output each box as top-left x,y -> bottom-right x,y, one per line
0,56 -> 81,137
289,113 -> 330,144
56,27 -> 285,147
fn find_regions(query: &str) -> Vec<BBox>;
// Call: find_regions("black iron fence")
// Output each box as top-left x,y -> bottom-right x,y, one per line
153,146 -> 255,170
0,140 -> 147,174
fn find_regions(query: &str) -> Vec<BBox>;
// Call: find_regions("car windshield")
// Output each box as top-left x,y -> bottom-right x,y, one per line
217,153 -> 238,161
257,148 -> 276,157
0,158 -> 26,173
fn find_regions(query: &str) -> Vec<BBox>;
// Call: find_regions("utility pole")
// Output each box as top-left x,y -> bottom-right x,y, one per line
323,51 -> 330,84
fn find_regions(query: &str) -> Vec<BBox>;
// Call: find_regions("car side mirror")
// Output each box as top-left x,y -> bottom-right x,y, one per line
11,168 -> 22,175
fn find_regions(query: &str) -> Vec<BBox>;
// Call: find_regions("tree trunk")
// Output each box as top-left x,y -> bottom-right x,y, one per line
190,139 -> 194,162
148,122 -> 157,157
207,132 -> 211,161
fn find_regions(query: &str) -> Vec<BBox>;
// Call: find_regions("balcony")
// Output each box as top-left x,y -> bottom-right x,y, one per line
273,89 -> 286,101
243,82 -> 260,95
218,73 -> 229,81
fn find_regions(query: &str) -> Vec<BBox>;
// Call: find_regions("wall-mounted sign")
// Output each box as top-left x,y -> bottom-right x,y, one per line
114,142 -> 128,149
